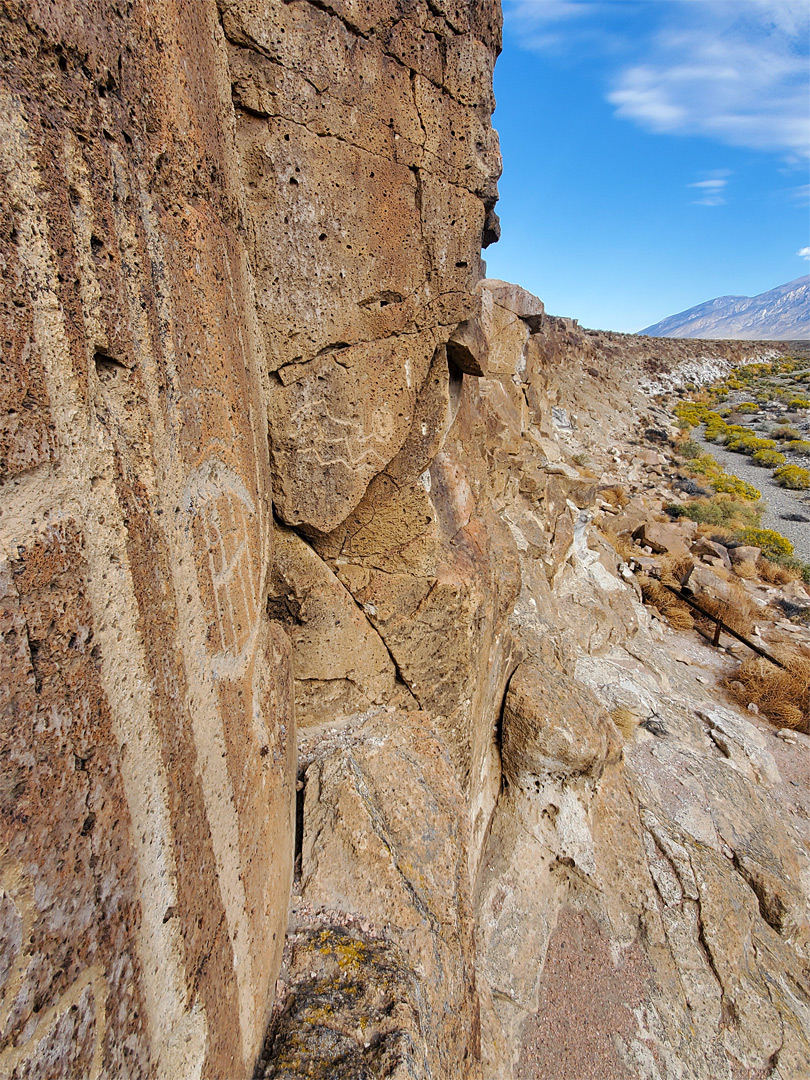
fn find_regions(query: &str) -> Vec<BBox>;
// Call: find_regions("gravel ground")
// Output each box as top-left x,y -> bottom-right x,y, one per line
695,435 -> 810,561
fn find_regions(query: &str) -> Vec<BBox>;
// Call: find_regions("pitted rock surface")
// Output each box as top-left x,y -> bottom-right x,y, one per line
2,2 -> 809,1078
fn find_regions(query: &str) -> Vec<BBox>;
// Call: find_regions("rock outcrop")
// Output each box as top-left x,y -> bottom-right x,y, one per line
2,3 -> 809,1079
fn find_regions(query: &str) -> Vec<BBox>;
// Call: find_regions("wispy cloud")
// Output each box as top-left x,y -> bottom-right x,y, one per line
506,0 -> 605,53
506,0 -> 810,159
799,247 -> 810,261
688,171 -> 731,206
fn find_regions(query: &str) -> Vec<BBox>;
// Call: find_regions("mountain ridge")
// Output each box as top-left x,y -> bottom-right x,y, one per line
641,274 -> 810,339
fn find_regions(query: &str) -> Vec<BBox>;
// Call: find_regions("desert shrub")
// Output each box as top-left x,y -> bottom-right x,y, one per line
659,553 -> 695,586
732,559 -> 758,580
785,440 -> 810,453
685,453 -> 723,478
788,398 -> 810,409
751,449 -> 786,467
704,421 -> 729,442
610,706 -> 638,740
774,464 -> 810,489
771,424 -> 801,440
599,527 -> 639,564
665,502 -> 689,518
720,423 -> 750,440
672,494 -> 760,530
709,474 -> 761,500
673,401 -> 710,429
741,528 -> 794,560
724,434 -> 752,452
725,434 -> 775,455
725,651 -> 810,732
698,524 -> 743,546
736,402 -> 759,413
676,438 -> 701,459
676,445 -> 758,500
779,558 -> 810,584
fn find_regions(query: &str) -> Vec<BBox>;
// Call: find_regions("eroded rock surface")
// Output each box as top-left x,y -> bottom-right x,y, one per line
2,2 -> 809,1078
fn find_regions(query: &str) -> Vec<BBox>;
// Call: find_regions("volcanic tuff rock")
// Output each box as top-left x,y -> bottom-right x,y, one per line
2,2 -> 809,1079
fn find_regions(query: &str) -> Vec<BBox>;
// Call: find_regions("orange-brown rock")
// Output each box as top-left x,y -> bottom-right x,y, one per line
3,2 -> 810,1078
0,2 -> 295,1075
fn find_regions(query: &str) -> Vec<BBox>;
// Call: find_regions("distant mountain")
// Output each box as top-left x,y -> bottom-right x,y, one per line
640,276 -> 810,340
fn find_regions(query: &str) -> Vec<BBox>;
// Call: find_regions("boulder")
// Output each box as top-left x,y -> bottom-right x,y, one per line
729,545 -> 761,565
692,536 -> 732,567
479,278 -> 545,331
683,563 -> 732,602
633,521 -> 691,558
501,661 -> 621,784
632,449 -> 664,466
612,507 -> 649,536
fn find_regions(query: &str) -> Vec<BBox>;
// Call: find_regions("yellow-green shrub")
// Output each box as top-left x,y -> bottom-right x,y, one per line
704,421 -> 729,442
669,494 -> 761,530
710,474 -> 761,499
741,528 -> 794,560
751,449 -> 786,467
774,464 -> 810,489
673,401 -> 710,429
726,434 -> 775,454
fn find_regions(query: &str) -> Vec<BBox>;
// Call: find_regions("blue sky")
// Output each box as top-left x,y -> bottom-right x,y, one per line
484,0 -> 810,332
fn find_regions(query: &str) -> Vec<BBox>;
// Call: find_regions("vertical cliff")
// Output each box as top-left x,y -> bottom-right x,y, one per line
0,0 -> 503,1075
0,3 -> 293,1075
2,3 -> 809,1079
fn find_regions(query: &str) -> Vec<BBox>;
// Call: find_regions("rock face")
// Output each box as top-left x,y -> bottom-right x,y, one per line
0,0 -> 501,1075
2,3 -> 809,1080
0,3 -> 295,1076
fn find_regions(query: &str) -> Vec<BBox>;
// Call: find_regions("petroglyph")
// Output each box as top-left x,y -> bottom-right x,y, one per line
186,459 -> 261,677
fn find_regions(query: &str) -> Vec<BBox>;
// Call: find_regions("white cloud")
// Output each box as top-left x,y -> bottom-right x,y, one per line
505,0 -> 810,159
688,172 -> 731,206
608,24 -> 810,158
799,247 -> 810,261
507,0 -> 602,52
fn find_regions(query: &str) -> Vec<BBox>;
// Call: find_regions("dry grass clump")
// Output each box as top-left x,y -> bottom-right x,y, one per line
637,573 -> 694,630
600,526 -> 640,564
756,557 -> 800,585
600,485 -> 629,508
725,651 -> 810,732
610,706 -> 638,740
696,524 -> 738,545
732,559 -> 758,580
692,582 -> 756,638
658,553 -> 695,587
